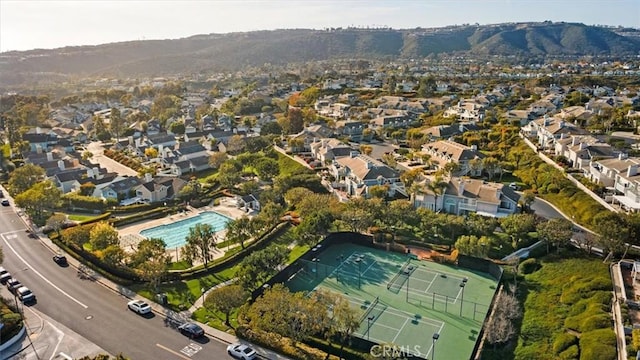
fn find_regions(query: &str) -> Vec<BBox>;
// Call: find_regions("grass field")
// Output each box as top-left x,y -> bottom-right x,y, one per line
287,243 -> 499,359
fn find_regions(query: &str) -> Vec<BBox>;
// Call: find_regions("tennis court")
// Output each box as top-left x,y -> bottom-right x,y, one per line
287,242 -> 499,359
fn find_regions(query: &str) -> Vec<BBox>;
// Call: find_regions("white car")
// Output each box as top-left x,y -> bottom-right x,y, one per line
17,286 -> 35,303
227,343 -> 257,360
127,299 -> 152,315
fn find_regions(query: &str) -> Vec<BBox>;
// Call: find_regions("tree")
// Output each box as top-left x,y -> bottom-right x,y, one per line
169,121 -> 186,135
455,235 -> 490,257
82,151 -> 94,161
237,245 -> 290,291
536,218 -> 573,254
110,107 -> 124,141
294,209 -> 333,245
89,222 -> 120,250
482,157 -> 501,180
133,239 -> 170,292
260,122 -> 282,136
225,216 -> 253,249
144,147 -> 158,159
226,135 -> 245,154
184,223 -> 217,267
62,224 -> 93,248
500,213 -> 536,247
593,212 -> 629,259
8,163 -> 45,195
15,181 -> 62,220
204,285 -> 248,327
100,244 -> 125,265
519,190 -> 535,213
46,213 -> 67,236
426,176 -> 448,212
254,158 -> 280,181
284,107 -> 304,134
208,152 -> 227,169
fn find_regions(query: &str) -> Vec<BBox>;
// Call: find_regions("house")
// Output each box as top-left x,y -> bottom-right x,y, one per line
148,133 -> 176,148
236,194 -> 261,212
370,114 -> 413,130
330,154 -> 404,198
420,123 -> 480,141
99,177 -> 143,202
554,135 -> 617,170
419,140 -> 485,176
174,140 -> 208,160
412,176 -> 520,218
310,138 -> 354,163
135,175 -> 187,203
529,117 -> 590,150
336,121 -> 366,141
23,132 -> 57,153
609,161 -> 640,212
587,156 -> 639,188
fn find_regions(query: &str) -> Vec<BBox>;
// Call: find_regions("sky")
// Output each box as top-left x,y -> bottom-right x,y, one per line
1,0 -> 639,52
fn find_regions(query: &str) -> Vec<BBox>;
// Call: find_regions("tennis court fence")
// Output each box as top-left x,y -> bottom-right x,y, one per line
386,258 -> 415,293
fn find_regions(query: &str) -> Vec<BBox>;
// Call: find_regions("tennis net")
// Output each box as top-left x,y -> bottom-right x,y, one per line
359,296 -> 380,324
386,258 -> 413,290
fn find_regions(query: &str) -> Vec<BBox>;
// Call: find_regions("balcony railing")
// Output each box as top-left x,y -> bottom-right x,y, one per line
458,199 -> 477,211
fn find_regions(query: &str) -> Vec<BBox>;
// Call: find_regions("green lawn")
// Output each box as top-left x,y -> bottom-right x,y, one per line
277,152 -> 308,175
66,213 -> 101,222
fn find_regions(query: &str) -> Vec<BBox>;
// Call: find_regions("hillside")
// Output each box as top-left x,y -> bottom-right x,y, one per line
0,22 -> 638,87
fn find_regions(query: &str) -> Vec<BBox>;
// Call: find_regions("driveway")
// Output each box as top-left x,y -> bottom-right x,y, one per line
86,141 -> 139,177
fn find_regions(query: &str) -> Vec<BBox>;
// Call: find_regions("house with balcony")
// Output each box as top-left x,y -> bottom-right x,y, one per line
330,154 -> 404,199
587,156 -> 639,188
528,116 -> 590,151
97,176 -> 143,202
554,135 -> 617,170
336,121 -> 366,141
135,176 -> 187,203
611,162 -> 640,212
419,140 -> 485,176
412,176 -> 520,217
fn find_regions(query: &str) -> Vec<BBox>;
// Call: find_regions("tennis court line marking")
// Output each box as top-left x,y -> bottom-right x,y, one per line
392,317 -> 410,344
413,266 -> 467,281
341,293 -> 445,327
423,273 -> 437,293
453,283 -> 464,304
360,259 -> 378,276
328,250 -> 358,277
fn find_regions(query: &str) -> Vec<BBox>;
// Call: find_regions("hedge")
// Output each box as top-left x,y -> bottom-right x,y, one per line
578,328 -> 616,360
110,207 -> 173,227
553,332 -> 578,354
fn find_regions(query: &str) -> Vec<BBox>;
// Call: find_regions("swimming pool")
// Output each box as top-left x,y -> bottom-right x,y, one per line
139,211 -> 232,249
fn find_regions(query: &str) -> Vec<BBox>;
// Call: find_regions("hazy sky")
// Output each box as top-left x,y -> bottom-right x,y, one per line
1,0 -> 639,52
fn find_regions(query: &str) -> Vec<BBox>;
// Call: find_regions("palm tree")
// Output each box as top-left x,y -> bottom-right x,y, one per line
426,176 -> 448,212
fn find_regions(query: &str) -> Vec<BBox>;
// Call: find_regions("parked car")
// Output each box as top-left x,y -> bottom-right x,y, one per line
7,278 -> 22,294
53,254 -> 68,266
178,322 -> 204,339
0,189 -> 4,197
227,343 -> 257,360
0,271 -> 11,284
17,286 -> 35,303
127,299 -> 152,315
1,199 -> 9,206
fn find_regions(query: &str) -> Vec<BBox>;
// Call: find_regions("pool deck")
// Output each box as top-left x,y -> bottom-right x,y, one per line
117,197 -> 255,261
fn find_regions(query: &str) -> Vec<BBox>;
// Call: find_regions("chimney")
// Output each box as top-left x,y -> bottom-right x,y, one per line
571,136 -> 578,146
128,136 -> 133,145
559,120 -> 565,128
46,152 -> 53,161
93,167 -> 101,179
57,160 -> 65,170
560,133 -> 565,140
158,144 -> 164,157
628,165 -> 638,177
145,172 -> 153,183
87,168 -> 94,178
458,178 -> 465,196
350,151 -> 358,158
36,127 -> 42,134
471,144 -> 478,151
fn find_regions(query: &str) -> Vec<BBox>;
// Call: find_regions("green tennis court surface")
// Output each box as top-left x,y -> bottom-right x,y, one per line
287,243 -> 499,359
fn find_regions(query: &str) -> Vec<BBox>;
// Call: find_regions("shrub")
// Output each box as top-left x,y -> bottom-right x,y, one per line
633,328 -> 640,352
580,313 -> 611,332
579,329 -> 616,360
553,332 -> 578,354
558,344 -> 579,360
519,258 -> 541,274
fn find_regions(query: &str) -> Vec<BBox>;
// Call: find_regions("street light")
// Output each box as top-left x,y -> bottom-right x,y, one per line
432,332 -> 439,360
355,258 -> 362,288
367,315 -> 375,340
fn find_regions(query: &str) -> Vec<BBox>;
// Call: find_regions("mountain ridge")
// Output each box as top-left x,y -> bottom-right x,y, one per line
1,22 -> 639,87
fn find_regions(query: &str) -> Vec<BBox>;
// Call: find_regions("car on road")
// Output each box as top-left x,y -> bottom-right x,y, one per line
7,278 -> 22,294
227,343 -> 257,360
0,270 -> 11,284
1,199 -> 9,206
17,286 -> 35,303
127,299 -> 152,315
178,322 -> 205,339
53,254 -> 68,266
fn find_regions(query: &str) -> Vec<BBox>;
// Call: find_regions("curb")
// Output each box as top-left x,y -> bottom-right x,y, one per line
0,324 -> 27,353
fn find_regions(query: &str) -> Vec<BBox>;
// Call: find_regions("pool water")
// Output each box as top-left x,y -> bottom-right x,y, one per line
139,211 -> 232,249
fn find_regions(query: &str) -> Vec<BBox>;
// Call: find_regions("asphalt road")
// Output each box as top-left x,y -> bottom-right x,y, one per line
529,197 -> 566,220
0,206 -> 231,360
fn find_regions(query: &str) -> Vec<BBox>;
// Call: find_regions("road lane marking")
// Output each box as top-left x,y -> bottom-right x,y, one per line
181,343 -> 202,357
1,233 -> 89,309
156,343 -> 192,360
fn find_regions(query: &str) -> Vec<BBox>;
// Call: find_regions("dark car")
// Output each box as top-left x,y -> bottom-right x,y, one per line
53,254 -> 68,266
1,199 -> 9,206
0,272 -> 12,284
7,278 -> 22,294
178,322 -> 205,338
